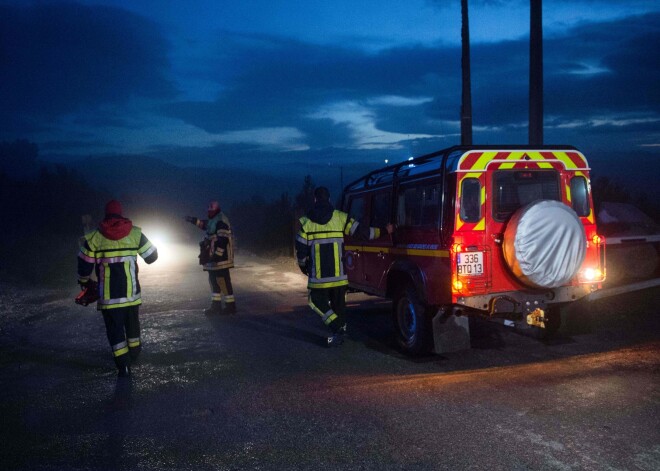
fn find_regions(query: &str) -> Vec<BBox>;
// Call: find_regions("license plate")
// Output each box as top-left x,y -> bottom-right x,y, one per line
457,251 -> 483,276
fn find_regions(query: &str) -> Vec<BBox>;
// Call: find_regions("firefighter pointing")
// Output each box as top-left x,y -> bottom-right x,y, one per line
185,201 -> 237,315
296,186 -> 394,347
77,200 -> 158,377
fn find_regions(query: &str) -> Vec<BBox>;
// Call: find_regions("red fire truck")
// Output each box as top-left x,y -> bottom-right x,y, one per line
341,145 -> 605,355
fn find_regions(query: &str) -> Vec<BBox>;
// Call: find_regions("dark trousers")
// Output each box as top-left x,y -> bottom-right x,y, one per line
102,305 -> 141,369
308,286 -> 347,333
208,269 -> 235,305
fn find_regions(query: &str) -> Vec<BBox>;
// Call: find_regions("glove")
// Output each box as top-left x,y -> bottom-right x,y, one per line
185,216 -> 198,225
298,258 -> 309,276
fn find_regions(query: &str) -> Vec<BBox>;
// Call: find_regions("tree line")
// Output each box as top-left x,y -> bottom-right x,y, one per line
0,140 -> 318,285
1,139 -> 658,285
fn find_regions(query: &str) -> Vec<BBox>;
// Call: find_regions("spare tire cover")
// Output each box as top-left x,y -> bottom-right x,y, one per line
503,200 -> 586,288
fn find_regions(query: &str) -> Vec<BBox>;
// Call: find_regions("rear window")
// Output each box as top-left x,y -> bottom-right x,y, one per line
460,178 -> 481,223
493,170 -> 560,221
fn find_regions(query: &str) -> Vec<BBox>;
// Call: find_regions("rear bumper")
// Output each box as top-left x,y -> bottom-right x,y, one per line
456,283 -> 601,316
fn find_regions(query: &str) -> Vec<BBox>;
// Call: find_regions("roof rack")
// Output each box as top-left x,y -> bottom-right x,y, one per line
342,144 -> 581,192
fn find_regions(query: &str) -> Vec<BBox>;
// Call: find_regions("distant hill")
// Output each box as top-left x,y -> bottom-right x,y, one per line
51,154 -> 298,213
43,151 -> 380,212
42,148 -> 659,215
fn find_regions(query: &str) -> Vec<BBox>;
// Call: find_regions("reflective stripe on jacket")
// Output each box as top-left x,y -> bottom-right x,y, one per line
78,226 -> 157,309
197,212 -> 234,271
296,210 -> 361,289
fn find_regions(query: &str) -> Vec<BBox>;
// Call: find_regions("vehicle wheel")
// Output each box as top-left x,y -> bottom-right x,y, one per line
392,285 -> 432,355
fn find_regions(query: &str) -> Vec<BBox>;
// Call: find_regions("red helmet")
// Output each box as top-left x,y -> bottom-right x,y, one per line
105,200 -> 122,216
207,200 -> 221,218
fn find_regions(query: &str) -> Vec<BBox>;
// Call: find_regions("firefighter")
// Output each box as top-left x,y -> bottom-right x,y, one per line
77,200 -> 158,377
296,186 -> 393,347
185,201 -> 236,315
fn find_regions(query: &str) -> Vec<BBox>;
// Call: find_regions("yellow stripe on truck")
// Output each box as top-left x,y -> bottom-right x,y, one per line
345,245 -> 450,258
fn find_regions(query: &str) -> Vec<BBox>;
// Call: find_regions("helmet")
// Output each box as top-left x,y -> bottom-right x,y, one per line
207,200 -> 221,218
105,200 -> 122,216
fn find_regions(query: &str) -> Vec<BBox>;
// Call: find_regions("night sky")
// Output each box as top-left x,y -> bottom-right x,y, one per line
1,0 -> 658,190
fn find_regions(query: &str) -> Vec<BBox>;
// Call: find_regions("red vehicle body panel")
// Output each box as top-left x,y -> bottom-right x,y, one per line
342,146 -> 605,318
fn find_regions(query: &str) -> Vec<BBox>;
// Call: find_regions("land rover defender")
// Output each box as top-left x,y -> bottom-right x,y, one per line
341,145 -> 605,355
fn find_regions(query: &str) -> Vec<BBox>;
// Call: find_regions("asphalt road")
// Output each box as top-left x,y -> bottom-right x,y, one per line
1,244 -> 659,471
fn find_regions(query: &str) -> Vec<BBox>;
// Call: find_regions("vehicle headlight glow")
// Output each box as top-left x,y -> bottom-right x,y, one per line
142,228 -> 176,266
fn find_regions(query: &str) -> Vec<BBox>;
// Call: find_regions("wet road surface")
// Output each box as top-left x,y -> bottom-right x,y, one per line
1,244 -> 659,470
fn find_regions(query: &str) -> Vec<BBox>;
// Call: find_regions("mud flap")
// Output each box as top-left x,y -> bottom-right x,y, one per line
432,309 -> 471,353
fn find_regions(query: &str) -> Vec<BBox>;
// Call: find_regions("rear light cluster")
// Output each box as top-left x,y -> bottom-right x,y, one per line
579,233 -> 606,283
451,241 -> 464,294
450,239 -> 485,295
579,267 -> 604,282
452,279 -> 464,292
588,234 -> 604,247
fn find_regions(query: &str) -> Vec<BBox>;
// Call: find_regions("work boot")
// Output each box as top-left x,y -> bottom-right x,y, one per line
129,345 -> 142,363
223,303 -> 237,314
204,301 -> 223,315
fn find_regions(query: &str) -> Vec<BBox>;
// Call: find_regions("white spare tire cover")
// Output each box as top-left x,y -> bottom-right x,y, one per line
503,200 -> 586,288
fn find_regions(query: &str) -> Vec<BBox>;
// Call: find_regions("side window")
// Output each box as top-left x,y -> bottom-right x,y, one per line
347,196 -> 366,224
396,183 -> 441,227
370,192 -> 391,228
442,176 -> 456,244
460,178 -> 481,222
570,176 -> 590,217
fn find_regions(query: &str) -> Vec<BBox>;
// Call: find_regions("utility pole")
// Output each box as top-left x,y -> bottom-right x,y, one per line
461,0 -> 473,146
529,0 -> 543,145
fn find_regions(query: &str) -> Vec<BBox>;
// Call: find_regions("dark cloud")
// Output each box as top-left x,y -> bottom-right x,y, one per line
217,34 -> 458,97
1,2 -> 657,161
163,33 -> 460,148
163,11 -> 658,153
427,0 -> 516,7
371,100 -> 452,136
544,13 -> 660,119
442,12 -> 660,134
296,118 -> 354,149
0,2 -> 176,134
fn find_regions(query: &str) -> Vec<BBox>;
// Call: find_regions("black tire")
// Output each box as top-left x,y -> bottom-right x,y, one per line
392,285 -> 432,355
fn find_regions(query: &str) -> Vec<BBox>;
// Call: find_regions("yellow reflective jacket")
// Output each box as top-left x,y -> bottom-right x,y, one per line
78,224 -> 158,310
193,212 -> 234,271
296,208 -> 381,289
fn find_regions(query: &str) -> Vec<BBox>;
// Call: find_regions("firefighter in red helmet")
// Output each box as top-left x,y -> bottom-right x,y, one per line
185,201 -> 236,314
77,200 -> 158,377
